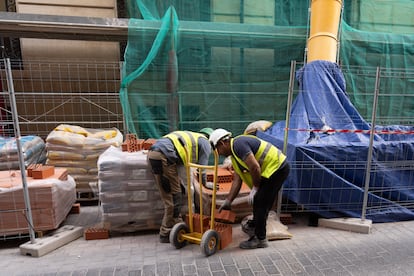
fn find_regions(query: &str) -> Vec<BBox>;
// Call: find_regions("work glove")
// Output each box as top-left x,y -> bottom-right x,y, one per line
218,199 -> 231,213
221,156 -> 233,169
204,182 -> 219,190
247,186 -> 258,206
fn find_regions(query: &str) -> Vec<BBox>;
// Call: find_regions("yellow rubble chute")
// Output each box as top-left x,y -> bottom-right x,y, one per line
307,0 -> 342,63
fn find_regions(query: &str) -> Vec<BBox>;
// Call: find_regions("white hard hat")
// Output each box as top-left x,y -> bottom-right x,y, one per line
209,128 -> 232,148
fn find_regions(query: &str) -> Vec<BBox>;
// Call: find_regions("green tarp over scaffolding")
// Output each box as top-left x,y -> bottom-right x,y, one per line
120,0 -> 414,139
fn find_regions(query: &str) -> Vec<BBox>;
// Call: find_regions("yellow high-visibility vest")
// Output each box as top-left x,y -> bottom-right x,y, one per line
164,131 -> 204,164
230,135 -> 286,188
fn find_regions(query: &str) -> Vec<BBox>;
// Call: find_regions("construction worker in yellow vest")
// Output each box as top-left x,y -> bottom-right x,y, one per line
210,128 -> 290,249
148,128 -> 213,243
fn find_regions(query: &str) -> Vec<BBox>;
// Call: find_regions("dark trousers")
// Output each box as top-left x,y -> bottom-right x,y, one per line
253,162 -> 290,240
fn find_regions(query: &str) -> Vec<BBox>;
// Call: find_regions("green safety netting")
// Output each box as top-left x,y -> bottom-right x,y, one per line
120,0 -> 414,139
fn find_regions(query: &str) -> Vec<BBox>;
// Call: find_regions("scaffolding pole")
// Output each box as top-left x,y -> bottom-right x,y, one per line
4,58 -> 36,243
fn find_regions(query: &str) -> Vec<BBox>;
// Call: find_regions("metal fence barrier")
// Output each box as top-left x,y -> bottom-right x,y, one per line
1,59 -> 414,239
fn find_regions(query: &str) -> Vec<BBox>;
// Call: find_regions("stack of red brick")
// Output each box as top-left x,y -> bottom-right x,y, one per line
186,214 -> 233,250
195,167 -> 252,222
27,164 -> 56,179
206,167 -> 234,183
122,134 -> 156,152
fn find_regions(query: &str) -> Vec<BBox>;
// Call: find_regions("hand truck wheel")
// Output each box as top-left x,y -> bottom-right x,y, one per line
200,229 -> 220,256
170,222 -> 189,249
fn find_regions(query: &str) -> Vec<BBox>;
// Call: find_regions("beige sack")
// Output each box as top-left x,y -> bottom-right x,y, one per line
241,211 -> 293,240
244,120 -> 273,135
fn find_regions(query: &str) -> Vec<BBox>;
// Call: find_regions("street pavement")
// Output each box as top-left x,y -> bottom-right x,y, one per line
1,205 -> 414,276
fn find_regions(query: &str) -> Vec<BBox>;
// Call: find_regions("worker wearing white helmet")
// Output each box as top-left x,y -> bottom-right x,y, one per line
209,128 -> 290,249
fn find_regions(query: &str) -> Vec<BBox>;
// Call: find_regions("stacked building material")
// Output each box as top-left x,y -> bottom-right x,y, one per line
193,167 -> 252,222
98,146 -> 163,232
0,135 -> 46,170
0,168 -> 76,236
45,124 -> 123,200
121,134 -> 157,152
121,133 -> 144,152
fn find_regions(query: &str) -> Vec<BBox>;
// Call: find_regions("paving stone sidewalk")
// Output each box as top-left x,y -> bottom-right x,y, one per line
1,206 -> 414,276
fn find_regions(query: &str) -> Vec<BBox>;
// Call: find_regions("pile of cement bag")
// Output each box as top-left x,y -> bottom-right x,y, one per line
45,124 -> 123,197
98,146 -> 164,232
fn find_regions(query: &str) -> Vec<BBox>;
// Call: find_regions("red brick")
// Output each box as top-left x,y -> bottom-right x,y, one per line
70,203 -> 81,214
143,138 -> 156,150
214,209 -> 236,223
121,143 -> 128,152
27,164 -> 43,177
126,133 -> 137,141
122,134 -> 146,152
135,139 -> 145,150
186,214 -> 210,233
32,166 -> 55,179
84,227 -> 109,240
213,221 -> 232,249
206,168 -> 234,183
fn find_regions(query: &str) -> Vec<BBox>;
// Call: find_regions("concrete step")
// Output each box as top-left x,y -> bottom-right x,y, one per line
19,225 -> 83,257
318,217 -> 372,234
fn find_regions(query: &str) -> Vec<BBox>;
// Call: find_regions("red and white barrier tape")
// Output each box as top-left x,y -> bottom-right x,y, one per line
286,128 -> 414,135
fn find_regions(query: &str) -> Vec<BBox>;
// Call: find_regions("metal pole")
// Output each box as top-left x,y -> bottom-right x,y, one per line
4,58 -> 36,243
119,61 -> 129,136
361,66 -> 381,221
336,1 -> 344,64
277,60 -> 296,217
303,1 -> 311,64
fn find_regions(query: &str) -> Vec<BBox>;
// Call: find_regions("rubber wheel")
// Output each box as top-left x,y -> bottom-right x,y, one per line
200,229 -> 220,256
170,222 -> 189,249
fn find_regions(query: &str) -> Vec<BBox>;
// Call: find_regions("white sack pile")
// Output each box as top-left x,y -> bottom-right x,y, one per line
98,146 -> 164,232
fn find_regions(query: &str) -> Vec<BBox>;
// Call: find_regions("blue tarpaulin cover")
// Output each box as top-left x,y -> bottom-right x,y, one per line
258,60 -> 414,222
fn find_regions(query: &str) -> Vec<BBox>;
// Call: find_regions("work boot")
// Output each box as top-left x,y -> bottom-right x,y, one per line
239,236 -> 268,249
159,235 -> 170,243
241,219 -> 255,237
